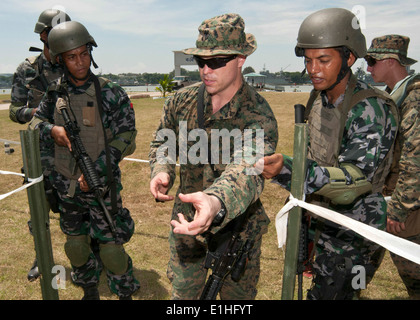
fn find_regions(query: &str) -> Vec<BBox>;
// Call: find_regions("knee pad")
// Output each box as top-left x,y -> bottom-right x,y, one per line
64,235 -> 91,267
99,243 -> 128,275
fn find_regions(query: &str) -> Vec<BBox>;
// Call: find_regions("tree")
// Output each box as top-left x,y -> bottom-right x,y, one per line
156,74 -> 175,97
243,66 -> 255,74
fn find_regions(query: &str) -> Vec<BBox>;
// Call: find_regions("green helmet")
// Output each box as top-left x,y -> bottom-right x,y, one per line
295,8 -> 367,58
48,21 -> 97,63
34,9 -> 71,34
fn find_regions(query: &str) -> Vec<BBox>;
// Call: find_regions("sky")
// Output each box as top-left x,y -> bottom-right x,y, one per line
1,0 -> 419,76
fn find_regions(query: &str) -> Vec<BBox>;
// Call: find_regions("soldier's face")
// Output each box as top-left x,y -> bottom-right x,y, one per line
366,59 -> 389,83
304,48 -> 346,91
62,45 -> 91,83
198,54 -> 246,96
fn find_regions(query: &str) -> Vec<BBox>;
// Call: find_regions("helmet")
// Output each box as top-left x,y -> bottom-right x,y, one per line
34,9 -> 71,34
48,21 -> 97,63
295,8 -> 367,58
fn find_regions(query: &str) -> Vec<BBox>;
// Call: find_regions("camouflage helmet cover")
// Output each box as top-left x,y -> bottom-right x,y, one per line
34,9 -> 71,34
182,13 -> 257,56
295,8 -> 367,58
48,21 -> 97,63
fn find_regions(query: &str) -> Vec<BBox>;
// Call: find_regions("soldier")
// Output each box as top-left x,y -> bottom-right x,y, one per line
149,13 -> 278,299
8,8 -> 71,282
258,8 -> 398,299
29,21 -> 140,300
366,35 -> 420,299
9,9 -> 70,124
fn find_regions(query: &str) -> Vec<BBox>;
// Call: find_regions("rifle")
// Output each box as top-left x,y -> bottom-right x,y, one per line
56,97 -> 117,236
200,214 -> 253,300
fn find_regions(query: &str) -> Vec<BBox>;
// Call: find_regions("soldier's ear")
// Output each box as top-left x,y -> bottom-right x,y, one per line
237,55 -> 247,68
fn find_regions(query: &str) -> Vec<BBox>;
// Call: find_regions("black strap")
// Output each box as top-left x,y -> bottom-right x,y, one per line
92,75 -> 117,215
197,83 -> 206,129
196,83 -> 218,175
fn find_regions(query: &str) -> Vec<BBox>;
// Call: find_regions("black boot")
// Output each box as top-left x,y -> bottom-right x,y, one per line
82,285 -> 100,300
27,259 -> 40,282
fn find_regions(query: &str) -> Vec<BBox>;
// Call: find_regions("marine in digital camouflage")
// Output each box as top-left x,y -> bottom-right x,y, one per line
32,75 -> 140,298
149,81 -> 278,299
366,34 -> 420,298
366,34 -> 418,67
388,82 -> 420,299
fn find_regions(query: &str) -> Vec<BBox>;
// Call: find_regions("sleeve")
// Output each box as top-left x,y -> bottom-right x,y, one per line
9,61 -> 33,124
148,95 -> 177,189
272,97 -> 397,198
95,83 -> 137,178
387,89 -> 420,221
204,99 -> 278,226
29,91 -> 56,143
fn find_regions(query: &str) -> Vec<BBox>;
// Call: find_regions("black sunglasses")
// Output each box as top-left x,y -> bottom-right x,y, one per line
365,56 -> 377,67
193,55 -> 237,69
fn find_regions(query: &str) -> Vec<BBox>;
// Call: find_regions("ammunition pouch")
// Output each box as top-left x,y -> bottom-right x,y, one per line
314,163 -> 372,205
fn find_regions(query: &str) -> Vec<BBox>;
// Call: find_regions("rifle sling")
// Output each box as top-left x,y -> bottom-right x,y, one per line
197,83 -> 218,175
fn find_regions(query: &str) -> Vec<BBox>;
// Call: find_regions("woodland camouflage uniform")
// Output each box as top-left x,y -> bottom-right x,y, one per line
367,34 -> 420,299
149,13 -> 278,299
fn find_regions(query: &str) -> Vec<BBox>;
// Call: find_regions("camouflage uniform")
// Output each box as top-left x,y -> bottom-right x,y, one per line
273,77 -> 398,299
367,35 -> 420,299
32,75 -> 140,298
149,13 -> 278,300
9,53 -> 63,124
150,81 -> 278,299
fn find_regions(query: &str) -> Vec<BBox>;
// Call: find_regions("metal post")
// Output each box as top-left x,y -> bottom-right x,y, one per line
20,129 -> 59,300
281,104 -> 308,300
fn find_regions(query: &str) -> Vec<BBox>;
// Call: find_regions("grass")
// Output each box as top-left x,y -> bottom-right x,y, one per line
0,91 -> 409,300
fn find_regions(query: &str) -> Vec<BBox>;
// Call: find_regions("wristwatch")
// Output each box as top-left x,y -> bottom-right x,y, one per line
212,202 -> 226,226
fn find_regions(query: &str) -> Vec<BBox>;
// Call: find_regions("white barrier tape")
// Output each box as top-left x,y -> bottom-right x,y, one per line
0,170 -> 43,201
0,138 -> 21,145
124,157 -> 180,167
276,194 -> 420,265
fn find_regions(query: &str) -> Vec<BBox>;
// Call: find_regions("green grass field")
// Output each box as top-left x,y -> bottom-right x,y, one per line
0,92 -> 409,300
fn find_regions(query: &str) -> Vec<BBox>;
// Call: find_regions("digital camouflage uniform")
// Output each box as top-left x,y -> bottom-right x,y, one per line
149,81 -> 278,299
32,75 -> 140,298
9,53 -> 63,124
274,77 -> 398,299
367,35 -> 420,299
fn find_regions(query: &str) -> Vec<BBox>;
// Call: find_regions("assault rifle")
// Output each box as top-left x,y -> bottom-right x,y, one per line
56,97 -> 117,236
200,214 -> 253,300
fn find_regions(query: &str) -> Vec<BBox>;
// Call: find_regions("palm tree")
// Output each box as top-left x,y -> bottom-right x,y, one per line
156,74 -> 175,97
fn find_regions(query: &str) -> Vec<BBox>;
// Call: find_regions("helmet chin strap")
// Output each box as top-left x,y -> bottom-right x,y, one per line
320,47 -> 352,108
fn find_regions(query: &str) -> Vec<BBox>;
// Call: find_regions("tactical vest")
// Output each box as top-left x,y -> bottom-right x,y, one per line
26,55 -> 60,108
383,74 -> 420,195
53,77 -> 111,180
305,75 -> 399,194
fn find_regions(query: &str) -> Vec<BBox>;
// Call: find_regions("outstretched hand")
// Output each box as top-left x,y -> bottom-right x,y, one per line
171,192 -> 222,236
254,153 -> 284,179
150,172 -> 174,202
